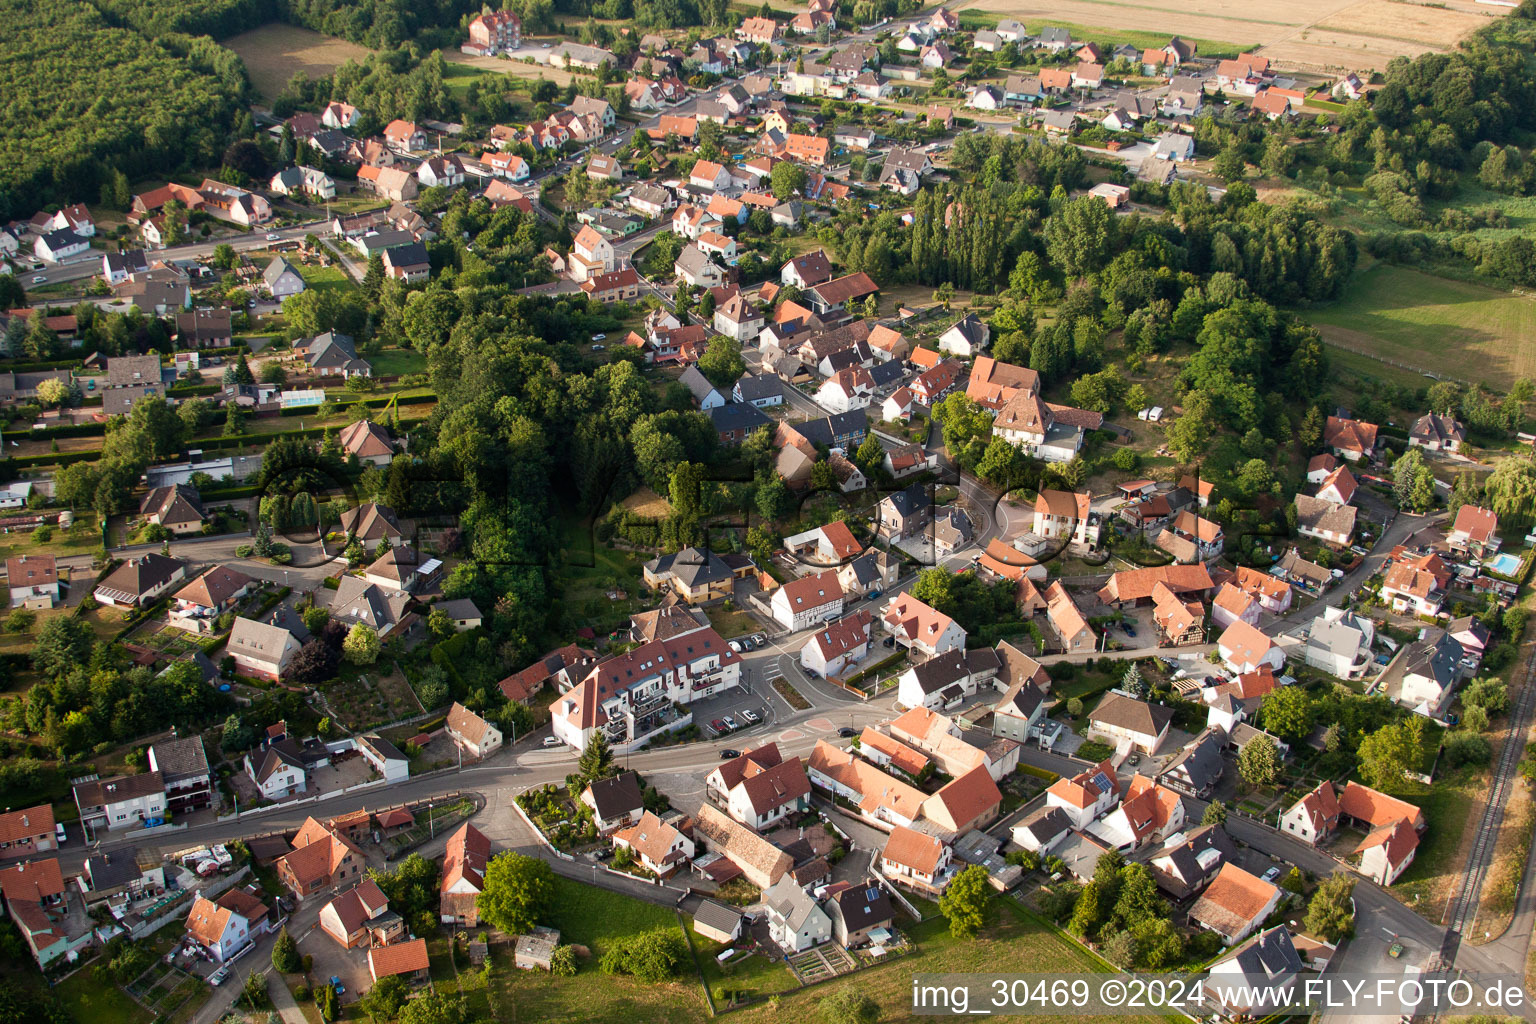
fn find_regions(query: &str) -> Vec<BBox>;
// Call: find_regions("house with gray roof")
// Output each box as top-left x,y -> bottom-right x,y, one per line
304,331 -> 372,378
228,614 -> 305,681
263,257 -> 306,300
331,576 -> 412,637
1158,727 -> 1226,798
763,875 -> 831,952
679,365 -> 726,410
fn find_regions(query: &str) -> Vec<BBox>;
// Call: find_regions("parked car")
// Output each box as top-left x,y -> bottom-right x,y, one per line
728,640 -> 742,653
542,736 -> 562,747
31,275 -> 45,284
722,715 -> 738,730
1261,866 -> 1281,883
741,709 -> 760,725
711,718 -> 727,732
330,977 -> 345,995
54,823 -> 65,845
719,749 -> 740,759
209,966 -> 231,986
751,633 -> 767,646
838,727 -> 856,738
265,233 -> 281,241
591,333 -> 607,342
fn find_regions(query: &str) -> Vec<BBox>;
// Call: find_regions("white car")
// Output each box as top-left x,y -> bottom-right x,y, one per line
591,333 -> 607,342
542,735 -> 562,747
728,640 -> 742,653
31,275 -> 45,283
265,232 -> 281,241
209,966 -> 231,986
54,823 -> 65,846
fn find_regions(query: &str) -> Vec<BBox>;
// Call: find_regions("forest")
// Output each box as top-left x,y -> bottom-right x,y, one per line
0,0 -> 249,215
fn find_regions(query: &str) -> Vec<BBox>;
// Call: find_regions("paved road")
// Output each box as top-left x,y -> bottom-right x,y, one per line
26,223 -> 324,290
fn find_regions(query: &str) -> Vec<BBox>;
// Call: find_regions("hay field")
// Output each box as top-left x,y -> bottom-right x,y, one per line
225,23 -> 372,100
953,0 -> 1502,70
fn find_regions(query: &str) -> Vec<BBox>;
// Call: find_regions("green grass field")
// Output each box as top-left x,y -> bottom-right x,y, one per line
1305,264 -> 1536,391
367,348 -> 428,377
296,263 -> 355,295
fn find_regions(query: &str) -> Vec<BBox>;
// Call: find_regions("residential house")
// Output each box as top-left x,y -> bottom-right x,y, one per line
276,817 -> 365,898
763,876 -> 831,952
440,823 -> 491,926
368,938 -> 430,985
245,737 -> 307,800
1156,510 -> 1224,563
1033,489 -> 1098,549
357,166 -> 419,202
167,565 -> 253,634
1189,863 -> 1282,945
338,419 -> 396,469
319,879 -> 404,948
692,900 -> 744,944
1396,629 -> 1465,715
0,806 -> 55,862
707,745 -> 812,831
303,331 -> 372,377
1158,729 -> 1227,799
893,649 -> 1004,714
138,483 -> 204,535
1148,823 -> 1237,899
771,570 -> 845,632
879,825 -> 952,894
446,702 -> 503,760
73,772 -> 166,833
355,734 -> 410,784
263,257 -> 306,299
691,804 -> 792,889
1091,775 -> 1186,851
382,243 -> 431,284
1409,412 -> 1465,452
613,811 -> 694,878
1325,416 -> 1378,462
175,306 -> 233,348
1045,759 -> 1121,829
827,883 -> 892,948
1045,582 -> 1096,654
643,546 -> 734,604
93,553 -> 187,607
228,614 -> 305,681
184,888 -> 271,962
467,10 -> 520,52
1087,691 -> 1174,754
675,243 -> 723,288
782,251 -> 834,289
1305,607 -> 1375,679
6,555 -> 58,609
1448,505 -> 1500,558
883,593 -> 966,658
1381,552 -> 1450,616
1315,465 -> 1357,506
1295,495 -> 1357,547
1217,619 -> 1284,675
1207,927 -> 1306,1018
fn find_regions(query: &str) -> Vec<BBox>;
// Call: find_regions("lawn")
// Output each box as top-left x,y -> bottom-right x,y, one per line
1305,264 -> 1536,390
956,10 -> 1248,57
58,964 -> 154,1024
367,348 -> 428,377
224,23 -> 374,101
546,875 -> 679,952
691,922 -> 800,1004
295,262 -> 356,295
1387,765 -> 1484,920
728,901 -> 1165,1024
706,607 -> 758,639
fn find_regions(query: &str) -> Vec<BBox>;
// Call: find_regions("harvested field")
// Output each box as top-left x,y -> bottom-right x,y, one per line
621,486 -> 672,517
441,50 -> 583,88
953,0 -> 1502,71
225,24 -> 373,100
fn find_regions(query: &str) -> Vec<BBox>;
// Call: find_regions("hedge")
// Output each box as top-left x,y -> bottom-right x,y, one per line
9,422 -> 107,441
1018,763 -> 1060,784
276,391 -> 436,417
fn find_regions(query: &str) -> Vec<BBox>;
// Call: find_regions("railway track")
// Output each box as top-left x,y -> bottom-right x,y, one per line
1439,638 -> 1536,956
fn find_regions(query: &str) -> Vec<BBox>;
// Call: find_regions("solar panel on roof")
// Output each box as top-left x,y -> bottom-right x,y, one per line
1091,772 -> 1112,793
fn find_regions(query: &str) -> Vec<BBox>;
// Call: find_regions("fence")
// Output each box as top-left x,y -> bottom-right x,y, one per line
1320,337 -> 1469,385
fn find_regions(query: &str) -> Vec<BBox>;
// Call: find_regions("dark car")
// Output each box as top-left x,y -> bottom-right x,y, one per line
838,727 -> 856,738
883,636 -> 896,647
719,749 -> 741,759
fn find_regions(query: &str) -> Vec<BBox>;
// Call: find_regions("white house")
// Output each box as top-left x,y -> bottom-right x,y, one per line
938,314 -> 989,357
882,593 -> 966,658
1189,864 -> 1282,945
446,702 -> 503,759
1305,607 -> 1375,680
185,890 -> 270,962
73,773 -> 169,833
6,555 -> 59,609
245,742 -> 306,800
771,570 -> 845,631
1086,691 -> 1174,755
763,876 -> 831,952
800,610 -> 873,677
1217,620 -> 1285,675
34,229 -> 90,263
1045,759 -> 1121,829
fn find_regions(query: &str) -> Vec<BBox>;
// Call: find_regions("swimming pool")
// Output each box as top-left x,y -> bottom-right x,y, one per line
1487,553 -> 1522,577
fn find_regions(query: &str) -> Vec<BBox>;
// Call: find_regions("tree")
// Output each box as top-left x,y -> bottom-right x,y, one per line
771,161 -> 808,200
600,928 -> 687,982
223,354 -> 254,386
1259,686 -> 1312,740
1237,735 -> 1282,786
361,974 -> 409,1022
477,852 -> 555,934
578,732 -> 616,785
1201,800 -> 1228,825
1305,873 -> 1356,941
35,377 -> 68,407
427,608 -> 455,639
1392,448 -> 1436,512
1121,661 -> 1146,698
1214,144 -> 1247,182
1484,456 -> 1536,525
342,623 -> 380,665
1043,196 -> 1114,278
31,616 -> 93,682
550,945 -> 578,977
271,928 -> 301,973
53,461 -> 101,509
819,989 -> 879,1024
853,431 -> 884,475
938,864 -> 991,939
399,993 -> 473,1024
1356,718 -> 1423,790
696,335 -> 745,389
